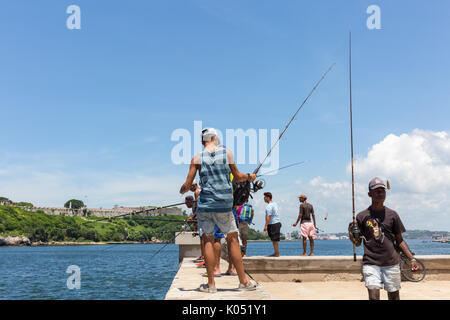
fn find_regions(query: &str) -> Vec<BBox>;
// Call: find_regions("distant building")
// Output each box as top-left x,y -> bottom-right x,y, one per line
0,198 -> 13,206
28,204 -> 183,217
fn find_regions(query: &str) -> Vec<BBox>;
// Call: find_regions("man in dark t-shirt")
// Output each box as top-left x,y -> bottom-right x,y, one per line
349,177 -> 418,300
293,194 -> 316,256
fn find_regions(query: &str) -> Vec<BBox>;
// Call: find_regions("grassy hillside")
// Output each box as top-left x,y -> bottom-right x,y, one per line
0,205 -> 187,243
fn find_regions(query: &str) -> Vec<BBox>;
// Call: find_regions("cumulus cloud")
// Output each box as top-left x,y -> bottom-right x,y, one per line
250,129 -> 450,233
352,129 -> 450,193
312,129 -> 450,231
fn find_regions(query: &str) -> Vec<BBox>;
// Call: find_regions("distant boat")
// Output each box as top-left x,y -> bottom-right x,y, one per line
432,235 -> 449,243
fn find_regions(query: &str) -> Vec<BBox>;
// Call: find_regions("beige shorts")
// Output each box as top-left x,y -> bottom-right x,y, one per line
238,221 -> 249,236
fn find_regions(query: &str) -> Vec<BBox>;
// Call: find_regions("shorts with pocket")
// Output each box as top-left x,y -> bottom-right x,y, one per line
362,264 -> 401,292
197,211 -> 238,237
268,222 -> 281,242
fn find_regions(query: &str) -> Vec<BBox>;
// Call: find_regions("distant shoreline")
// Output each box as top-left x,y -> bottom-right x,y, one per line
0,237 -> 443,247
0,239 -> 169,247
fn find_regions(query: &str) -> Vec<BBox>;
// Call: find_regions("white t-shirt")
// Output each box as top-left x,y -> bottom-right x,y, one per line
265,202 -> 280,225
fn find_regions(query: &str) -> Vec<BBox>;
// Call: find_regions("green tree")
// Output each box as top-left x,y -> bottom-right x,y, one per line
290,231 -> 300,240
14,202 -> 33,208
64,199 -> 85,209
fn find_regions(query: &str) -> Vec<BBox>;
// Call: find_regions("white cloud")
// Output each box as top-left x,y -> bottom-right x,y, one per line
315,129 -> 450,232
351,129 -> 450,193
250,129 -> 450,234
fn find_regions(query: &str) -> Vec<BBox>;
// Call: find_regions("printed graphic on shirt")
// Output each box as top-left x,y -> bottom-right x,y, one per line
366,218 -> 385,242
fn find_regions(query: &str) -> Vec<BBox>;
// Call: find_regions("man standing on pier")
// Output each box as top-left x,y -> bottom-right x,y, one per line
293,194 -> 316,256
180,128 -> 258,293
264,192 -> 281,257
348,177 -> 419,300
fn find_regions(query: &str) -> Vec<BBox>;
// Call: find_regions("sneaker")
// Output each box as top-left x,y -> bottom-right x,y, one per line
238,279 -> 258,291
199,284 -> 217,293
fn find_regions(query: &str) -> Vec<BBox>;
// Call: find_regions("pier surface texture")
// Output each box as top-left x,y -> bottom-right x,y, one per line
166,232 -> 450,300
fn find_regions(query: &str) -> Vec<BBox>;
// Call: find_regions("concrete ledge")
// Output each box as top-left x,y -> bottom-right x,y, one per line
175,232 -> 202,263
243,255 -> 450,282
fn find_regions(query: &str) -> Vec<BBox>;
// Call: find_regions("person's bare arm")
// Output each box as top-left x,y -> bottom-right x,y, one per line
293,206 -> 303,226
264,213 -> 271,232
226,149 -> 256,182
312,212 -> 316,229
396,234 -> 419,270
180,155 -> 200,194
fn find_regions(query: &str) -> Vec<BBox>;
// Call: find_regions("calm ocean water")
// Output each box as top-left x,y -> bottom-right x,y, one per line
0,239 -> 448,300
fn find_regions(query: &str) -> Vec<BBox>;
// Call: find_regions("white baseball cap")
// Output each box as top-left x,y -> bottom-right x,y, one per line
201,128 -> 218,142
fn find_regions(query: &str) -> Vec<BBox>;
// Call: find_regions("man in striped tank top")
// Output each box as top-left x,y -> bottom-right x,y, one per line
180,128 -> 258,293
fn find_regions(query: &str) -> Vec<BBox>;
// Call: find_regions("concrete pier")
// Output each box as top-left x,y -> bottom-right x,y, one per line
165,258 -> 274,300
243,255 -> 450,282
166,232 -> 450,300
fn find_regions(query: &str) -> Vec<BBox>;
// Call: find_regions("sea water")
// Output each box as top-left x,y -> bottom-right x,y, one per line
0,239 -> 447,300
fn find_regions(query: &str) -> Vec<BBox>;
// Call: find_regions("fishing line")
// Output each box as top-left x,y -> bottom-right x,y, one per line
256,161 -> 307,177
95,200 -> 194,222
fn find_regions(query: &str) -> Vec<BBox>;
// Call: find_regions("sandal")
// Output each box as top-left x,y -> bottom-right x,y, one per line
202,273 -> 222,278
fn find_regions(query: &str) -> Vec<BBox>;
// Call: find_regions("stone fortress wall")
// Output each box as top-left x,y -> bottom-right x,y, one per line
1,201 -> 183,218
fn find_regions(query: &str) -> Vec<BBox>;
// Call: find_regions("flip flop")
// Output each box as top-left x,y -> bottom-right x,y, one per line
196,260 -> 205,267
202,273 -> 222,278
222,272 -> 237,276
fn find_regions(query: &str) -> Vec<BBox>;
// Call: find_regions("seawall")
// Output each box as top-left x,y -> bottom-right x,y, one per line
167,232 -> 450,300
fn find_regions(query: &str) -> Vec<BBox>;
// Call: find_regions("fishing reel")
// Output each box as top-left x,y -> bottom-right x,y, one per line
351,224 -> 361,243
232,178 -> 266,206
252,179 -> 265,192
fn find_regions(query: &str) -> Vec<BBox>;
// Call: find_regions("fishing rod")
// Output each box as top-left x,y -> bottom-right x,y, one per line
233,63 -> 336,205
126,217 -> 191,223
349,31 -> 360,262
96,200 -> 196,222
101,223 -> 194,252
316,227 -> 325,233
256,161 -> 306,177
146,229 -> 189,262
253,63 -> 335,176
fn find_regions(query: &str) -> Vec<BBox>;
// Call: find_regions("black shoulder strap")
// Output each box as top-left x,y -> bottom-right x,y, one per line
370,207 -> 399,251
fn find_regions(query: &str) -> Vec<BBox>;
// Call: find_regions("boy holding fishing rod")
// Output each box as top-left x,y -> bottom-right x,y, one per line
180,128 -> 258,293
348,177 -> 419,300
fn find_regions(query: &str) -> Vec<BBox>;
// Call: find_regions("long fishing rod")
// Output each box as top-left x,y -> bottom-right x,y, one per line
257,161 -> 306,177
126,217 -> 191,223
253,63 -> 335,176
146,230 -> 189,262
349,31 -> 360,262
233,64 -> 336,205
101,223 -> 194,253
96,201 -> 195,222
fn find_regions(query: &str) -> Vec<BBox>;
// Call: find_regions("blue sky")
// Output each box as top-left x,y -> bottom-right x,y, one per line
1,1 -> 450,233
